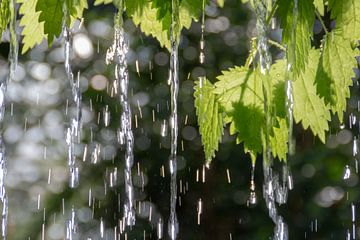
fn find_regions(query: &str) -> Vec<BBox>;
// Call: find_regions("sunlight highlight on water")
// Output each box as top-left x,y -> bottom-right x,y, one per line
106,8 -> 136,227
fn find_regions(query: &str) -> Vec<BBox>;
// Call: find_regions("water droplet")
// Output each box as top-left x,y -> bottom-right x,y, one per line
160,120 -> 168,137
343,165 -> 351,180
103,105 -> 111,127
157,218 -> 163,239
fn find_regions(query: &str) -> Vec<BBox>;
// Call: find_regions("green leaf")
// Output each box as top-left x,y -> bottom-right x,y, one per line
314,0 -> 324,16
214,66 -> 264,155
0,0 -> 9,37
18,0 -> 46,54
214,63 -> 288,160
194,78 -> 224,165
328,0 -> 360,42
217,0 -> 224,8
268,60 -> 289,161
270,117 -> 288,161
293,49 -> 330,143
316,32 -> 358,122
277,0 -> 315,75
93,0 -> 112,5
131,0 -> 203,49
36,0 -> 64,45
125,0 -> 147,16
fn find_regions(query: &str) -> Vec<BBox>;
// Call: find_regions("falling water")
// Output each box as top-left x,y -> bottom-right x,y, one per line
106,5 -> 136,227
63,20 -> 82,188
65,207 -> 77,240
248,159 -> 257,205
0,1 -> 18,238
199,0 -> 205,65
168,0 -> 180,238
255,0 -> 288,239
283,0 -> 298,195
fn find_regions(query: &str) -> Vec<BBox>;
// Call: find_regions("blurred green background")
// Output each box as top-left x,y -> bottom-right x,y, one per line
0,0 -> 359,239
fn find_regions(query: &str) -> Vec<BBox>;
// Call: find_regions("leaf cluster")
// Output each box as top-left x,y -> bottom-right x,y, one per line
194,0 -> 359,165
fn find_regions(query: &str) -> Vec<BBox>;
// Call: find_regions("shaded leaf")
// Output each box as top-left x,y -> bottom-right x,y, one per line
36,0 -> 64,45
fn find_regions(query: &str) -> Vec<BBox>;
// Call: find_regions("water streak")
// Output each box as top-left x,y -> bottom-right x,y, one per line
106,6 -> 136,227
0,1 -> 18,238
255,0 -> 288,239
65,207 -> 77,240
168,0 -> 180,238
63,12 -> 82,188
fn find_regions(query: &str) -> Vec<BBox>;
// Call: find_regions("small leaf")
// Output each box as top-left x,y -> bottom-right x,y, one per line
293,49 -> 330,143
316,32 -> 358,122
194,78 -> 224,165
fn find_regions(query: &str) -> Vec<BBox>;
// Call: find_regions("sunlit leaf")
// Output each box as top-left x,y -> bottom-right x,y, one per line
277,0 -> 315,75
316,32 -> 358,122
293,49 -> 330,143
194,78 -> 224,165
18,0 -> 45,54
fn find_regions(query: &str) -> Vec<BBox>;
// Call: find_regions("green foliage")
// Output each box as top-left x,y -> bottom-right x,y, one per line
18,0 -> 45,54
17,0 -> 87,53
293,49 -> 330,143
194,79 -> 224,165
214,66 -> 264,156
36,0 -> 64,44
277,0 -> 314,75
132,0 -> 202,49
196,62 -> 289,163
193,0 -> 359,165
0,0 -> 9,37
328,0 -> 360,43
317,32 -> 358,122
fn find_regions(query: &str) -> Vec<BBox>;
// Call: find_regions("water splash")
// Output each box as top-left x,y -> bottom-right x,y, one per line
0,1 -> 18,238
106,7 -> 136,227
168,0 -> 180,238
63,18 -> 82,188
65,207 -> 77,240
255,0 -> 288,239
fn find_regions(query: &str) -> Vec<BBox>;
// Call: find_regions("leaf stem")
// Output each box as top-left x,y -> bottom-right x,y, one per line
268,39 -> 286,51
315,10 -> 328,35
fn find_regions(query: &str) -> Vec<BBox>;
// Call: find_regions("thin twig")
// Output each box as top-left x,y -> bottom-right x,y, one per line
315,10 -> 329,35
